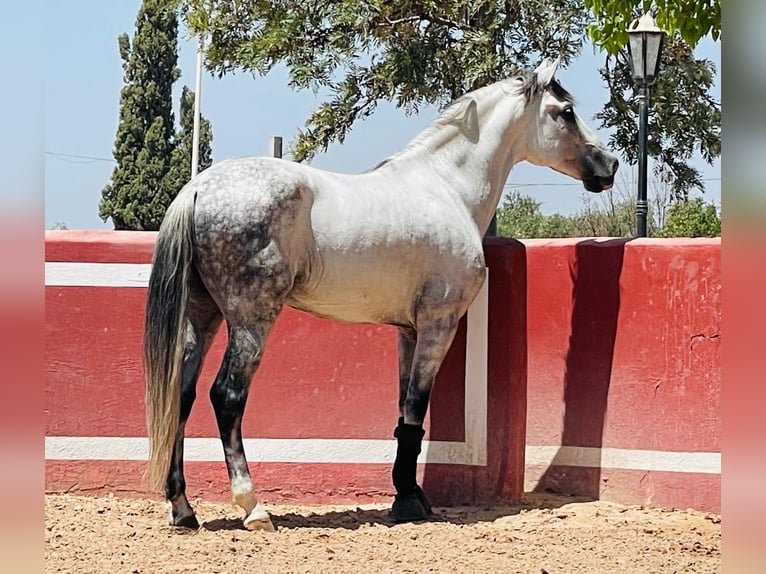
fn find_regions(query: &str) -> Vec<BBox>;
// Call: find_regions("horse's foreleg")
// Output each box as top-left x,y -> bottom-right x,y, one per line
210,323 -> 275,532
391,316 -> 460,522
396,327 -> 417,417
393,327 -> 432,517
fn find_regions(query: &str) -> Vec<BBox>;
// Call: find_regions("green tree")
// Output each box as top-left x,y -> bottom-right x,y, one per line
100,0 -> 213,231
164,86 -> 214,195
495,182 -> 720,240
180,2 -> 719,200
496,191 -> 582,239
496,190 -> 546,239
496,185 -> 665,239
583,0 -> 721,54
182,0 -> 591,162
660,197 -> 721,237
539,213 -> 576,238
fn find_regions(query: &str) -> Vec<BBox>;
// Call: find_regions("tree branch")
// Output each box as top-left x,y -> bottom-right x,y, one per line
378,14 -> 472,32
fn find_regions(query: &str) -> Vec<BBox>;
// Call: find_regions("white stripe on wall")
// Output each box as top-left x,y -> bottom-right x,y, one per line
45,437 -> 720,475
525,445 -> 720,474
461,270 -> 488,466
45,262 -> 153,287
45,436 -> 475,465
45,262 -> 490,466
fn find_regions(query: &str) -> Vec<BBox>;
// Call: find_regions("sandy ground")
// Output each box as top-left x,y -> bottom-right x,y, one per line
45,493 -> 720,573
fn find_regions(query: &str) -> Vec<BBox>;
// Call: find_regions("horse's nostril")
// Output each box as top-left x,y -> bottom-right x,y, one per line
611,158 -> 619,175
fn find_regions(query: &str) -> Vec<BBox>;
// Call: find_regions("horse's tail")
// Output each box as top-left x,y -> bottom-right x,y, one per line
143,187 -> 197,492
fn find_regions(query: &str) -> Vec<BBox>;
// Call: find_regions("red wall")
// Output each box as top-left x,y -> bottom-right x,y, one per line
45,232 -> 526,506
44,232 -> 720,512
522,238 -> 720,511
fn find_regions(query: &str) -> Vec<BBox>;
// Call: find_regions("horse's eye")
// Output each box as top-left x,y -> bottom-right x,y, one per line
561,107 -> 575,122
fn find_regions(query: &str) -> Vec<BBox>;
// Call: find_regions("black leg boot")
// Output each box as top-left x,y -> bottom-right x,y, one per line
391,418 -> 432,522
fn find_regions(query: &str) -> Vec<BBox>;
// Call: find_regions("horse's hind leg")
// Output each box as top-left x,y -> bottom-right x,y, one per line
210,319 -> 278,531
165,287 -> 222,528
392,314 -> 461,523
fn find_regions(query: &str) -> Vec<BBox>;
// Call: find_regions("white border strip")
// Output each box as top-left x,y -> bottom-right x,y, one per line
46,262 -> 153,287
459,270 -> 488,466
45,438 -> 720,475
526,445 -> 720,474
45,262 -> 489,466
45,436 -> 472,465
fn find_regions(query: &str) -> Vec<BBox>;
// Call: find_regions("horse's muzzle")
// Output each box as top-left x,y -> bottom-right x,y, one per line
582,175 -> 615,193
582,154 -> 618,193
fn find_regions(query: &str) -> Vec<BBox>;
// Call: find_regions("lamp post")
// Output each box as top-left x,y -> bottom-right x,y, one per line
191,34 -> 204,179
626,12 -> 665,237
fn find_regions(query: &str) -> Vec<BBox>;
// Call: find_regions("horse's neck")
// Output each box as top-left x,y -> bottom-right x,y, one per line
392,91 -> 528,235
459,115 -> 527,234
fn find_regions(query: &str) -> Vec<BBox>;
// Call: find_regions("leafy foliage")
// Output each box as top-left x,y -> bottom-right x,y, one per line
660,196 -> 721,237
496,191 -> 575,238
495,191 -> 547,238
595,34 -> 720,199
179,1 -> 719,201
583,0 -> 721,54
496,189 -> 638,238
182,0 -> 590,161
100,0 -> 213,231
496,189 -> 719,239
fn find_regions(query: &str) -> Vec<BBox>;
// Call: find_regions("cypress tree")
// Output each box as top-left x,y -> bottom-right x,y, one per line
100,0 -> 213,231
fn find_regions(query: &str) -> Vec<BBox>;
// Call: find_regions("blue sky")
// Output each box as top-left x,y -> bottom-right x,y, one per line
43,1 -> 720,229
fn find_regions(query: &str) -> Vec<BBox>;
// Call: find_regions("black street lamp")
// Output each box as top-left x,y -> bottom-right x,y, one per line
626,12 -> 665,237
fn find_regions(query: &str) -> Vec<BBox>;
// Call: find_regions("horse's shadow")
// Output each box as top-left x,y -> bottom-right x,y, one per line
201,492 -> 591,532
202,508 -> 404,532
201,508 -> 395,532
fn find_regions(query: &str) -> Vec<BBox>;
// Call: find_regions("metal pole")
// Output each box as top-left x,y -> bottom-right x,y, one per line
636,84 -> 649,237
268,136 -> 283,159
191,35 -> 204,179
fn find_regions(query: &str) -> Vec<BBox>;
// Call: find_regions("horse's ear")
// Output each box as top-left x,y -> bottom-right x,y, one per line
451,98 -> 479,142
534,57 -> 560,88
453,97 -> 477,124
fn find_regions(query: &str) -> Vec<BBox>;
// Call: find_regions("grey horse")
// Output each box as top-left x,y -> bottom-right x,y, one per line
143,58 -> 618,530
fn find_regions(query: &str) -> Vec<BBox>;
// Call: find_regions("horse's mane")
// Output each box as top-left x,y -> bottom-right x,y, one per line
369,70 -> 573,171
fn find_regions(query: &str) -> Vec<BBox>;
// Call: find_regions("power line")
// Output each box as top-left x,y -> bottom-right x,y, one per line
45,151 -> 116,163
504,178 -> 721,189
45,151 -> 191,174
45,150 -> 722,188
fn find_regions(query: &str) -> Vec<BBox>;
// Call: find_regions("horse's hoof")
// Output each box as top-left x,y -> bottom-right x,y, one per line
391,493 -> 428,523
414,484 -> 434,515
169,511 -> 200,529
243,516 -> 276,532
243,505 -> 276,532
